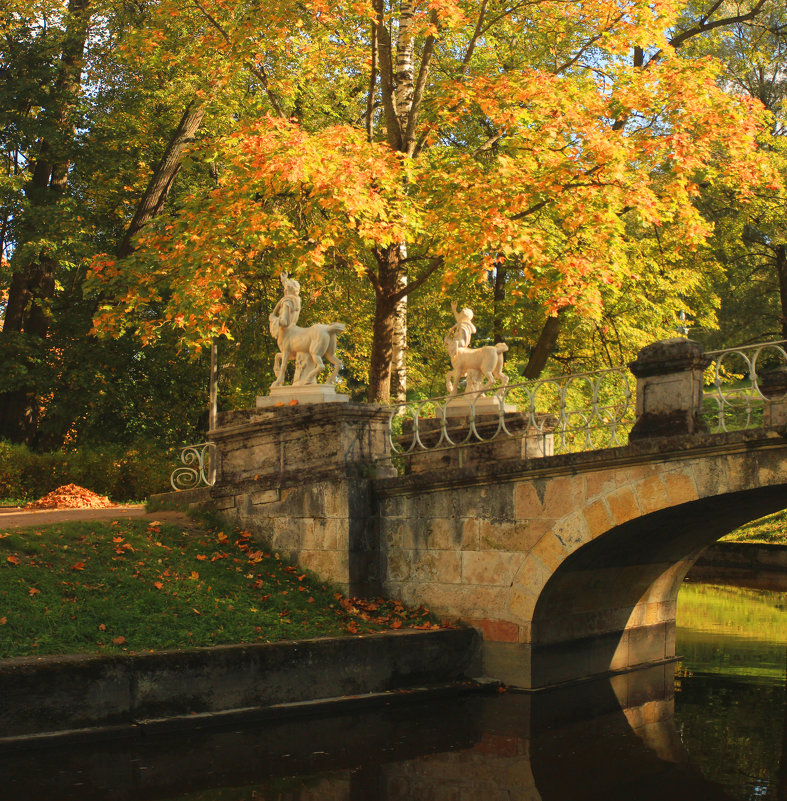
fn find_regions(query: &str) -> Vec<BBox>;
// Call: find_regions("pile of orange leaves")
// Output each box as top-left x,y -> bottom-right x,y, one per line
25,484 -> 113,510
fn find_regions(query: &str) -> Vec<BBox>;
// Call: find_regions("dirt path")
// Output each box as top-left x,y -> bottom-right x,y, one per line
0,506 -> 191,530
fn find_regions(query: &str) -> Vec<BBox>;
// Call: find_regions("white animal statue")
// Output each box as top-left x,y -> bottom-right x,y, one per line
444,302 -> 509,396
269,273 -> 345,387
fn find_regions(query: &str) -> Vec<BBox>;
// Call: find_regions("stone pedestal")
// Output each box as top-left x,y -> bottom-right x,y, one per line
628,338 -> 710,440
443,395 -> 517,418
256,384 -> 349,407
208,403 -> 395,595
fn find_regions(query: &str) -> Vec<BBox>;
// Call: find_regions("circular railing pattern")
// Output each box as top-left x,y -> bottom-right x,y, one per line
389,366 -> 635,458
170,442 -> 216,490
703,340 -> 787,433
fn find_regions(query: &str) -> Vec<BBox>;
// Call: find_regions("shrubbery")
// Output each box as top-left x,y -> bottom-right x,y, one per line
0,441 -> 174,502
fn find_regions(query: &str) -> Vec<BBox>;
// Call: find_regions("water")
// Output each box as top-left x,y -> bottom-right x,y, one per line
2,579 -> 784,801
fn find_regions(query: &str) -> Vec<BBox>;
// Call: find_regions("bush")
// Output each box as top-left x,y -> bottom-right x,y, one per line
0,441 -> 175,502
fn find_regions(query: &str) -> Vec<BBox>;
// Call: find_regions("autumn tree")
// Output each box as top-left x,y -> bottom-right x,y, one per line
89,0 -> 778,404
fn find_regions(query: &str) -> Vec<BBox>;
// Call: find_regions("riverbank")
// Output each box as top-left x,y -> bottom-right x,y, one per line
0,627 -> 484,748
687,541 -> 787,590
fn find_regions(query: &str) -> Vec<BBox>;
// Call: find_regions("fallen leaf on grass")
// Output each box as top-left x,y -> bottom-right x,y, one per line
6,555 -> 21,565
112,636 -> 126,645
28,587 -> 40,596
98,623 -> 106,631
153,581 -> 164,590
0,617 -> 7,624
70,562 -> 85,571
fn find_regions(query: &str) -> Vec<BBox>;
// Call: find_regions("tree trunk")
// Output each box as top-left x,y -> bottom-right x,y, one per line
118,97 -> 207,258
492,266 -> 507,344
523,312 -> 562,379
389,287 -> 408,402
775,244 -> 787,340
367,246 -> 404,403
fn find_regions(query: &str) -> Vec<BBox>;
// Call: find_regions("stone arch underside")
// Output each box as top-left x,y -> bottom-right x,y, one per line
529,484 -> 787,688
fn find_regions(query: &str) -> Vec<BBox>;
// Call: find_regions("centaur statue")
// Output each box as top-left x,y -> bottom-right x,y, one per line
444,302 -> 508,395
269,273 -> 345,388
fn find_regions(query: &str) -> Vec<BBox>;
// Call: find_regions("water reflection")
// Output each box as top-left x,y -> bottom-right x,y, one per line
1,582 -> 784,801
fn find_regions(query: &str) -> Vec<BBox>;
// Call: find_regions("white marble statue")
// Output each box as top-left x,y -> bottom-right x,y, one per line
444,302 -> 509,396
269,273 -> 345,387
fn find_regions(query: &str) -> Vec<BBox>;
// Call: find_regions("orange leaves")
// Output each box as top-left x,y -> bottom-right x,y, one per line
28,587 -> 40,597
70,562 -> 85,571
6,555 -> 21,566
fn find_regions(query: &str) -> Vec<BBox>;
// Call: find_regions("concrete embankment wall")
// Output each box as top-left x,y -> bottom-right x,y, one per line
0,627 -> 480,747
692,542 -> 787,571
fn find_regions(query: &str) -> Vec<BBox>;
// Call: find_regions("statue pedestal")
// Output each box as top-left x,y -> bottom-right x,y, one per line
256,384 -> 349,408
443,395 -> 517,418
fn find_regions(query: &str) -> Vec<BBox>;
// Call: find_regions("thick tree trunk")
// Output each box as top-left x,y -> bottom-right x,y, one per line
523,312 -> 562,379
367,246 -> 404,403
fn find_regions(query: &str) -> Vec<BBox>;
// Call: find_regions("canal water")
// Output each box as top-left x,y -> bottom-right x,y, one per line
2,578 -> 784,801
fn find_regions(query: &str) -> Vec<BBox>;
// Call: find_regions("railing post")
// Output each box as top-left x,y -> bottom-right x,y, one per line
628,338 -> 710,439
760,366 -> 787,427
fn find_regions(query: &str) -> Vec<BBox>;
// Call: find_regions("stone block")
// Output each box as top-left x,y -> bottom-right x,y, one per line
634,474 -> 668,515
410,550 -> 462,583
461,551 -> 523,586
605,486 -> 641,526
538,476 -> 583,519
528,532 -> 568,572
468,618 -> 520,643
511,554 -> 551,598
583,498 -> 614,539
513,481 -> 545,519
250,488 -> 280,505
508,587 -> 538,624
480,518 -> 551,554
584,469 -> 618,500
385,550 -> 412,581
551,510 -> 590,551
662,469 -> 699,506
297,549 -> 350,587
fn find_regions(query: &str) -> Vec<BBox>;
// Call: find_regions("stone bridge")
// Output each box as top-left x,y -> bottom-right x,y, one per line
208,339 -> 787,689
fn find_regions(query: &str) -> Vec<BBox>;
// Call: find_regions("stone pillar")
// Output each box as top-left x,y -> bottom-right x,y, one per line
628,338 -> 710,440
760,366 -> 787,428
208,404 -> 396,595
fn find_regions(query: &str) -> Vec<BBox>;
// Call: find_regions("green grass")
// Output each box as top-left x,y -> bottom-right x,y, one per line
721,509 -> 787,545
0,518 -> 437,659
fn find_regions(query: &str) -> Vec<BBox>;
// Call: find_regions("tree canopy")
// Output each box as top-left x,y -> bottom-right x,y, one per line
1,0 -> 784,445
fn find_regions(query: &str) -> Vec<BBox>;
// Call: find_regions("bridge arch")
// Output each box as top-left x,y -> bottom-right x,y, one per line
377,431 -> 787,688
528,483 -> 787,688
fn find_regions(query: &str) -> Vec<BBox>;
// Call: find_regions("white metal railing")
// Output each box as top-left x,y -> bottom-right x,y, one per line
389,365 -> 635,458
170,442 -> 216,490
702,340 -> 787,432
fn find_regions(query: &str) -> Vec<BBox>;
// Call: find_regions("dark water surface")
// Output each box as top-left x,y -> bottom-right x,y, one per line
3,579 -> 784,801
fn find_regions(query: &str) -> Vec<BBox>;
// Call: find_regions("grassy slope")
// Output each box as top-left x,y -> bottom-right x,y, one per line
720,509 -> 787,545
0,517 -> 437,659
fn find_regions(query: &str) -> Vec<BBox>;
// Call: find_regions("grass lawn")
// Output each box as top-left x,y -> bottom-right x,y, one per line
721,509 -> 787,545
0,517 -> 438,659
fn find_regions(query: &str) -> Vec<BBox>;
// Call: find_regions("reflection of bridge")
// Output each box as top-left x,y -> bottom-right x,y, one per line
1,664 -> 725,801
208,338 -> 787,689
